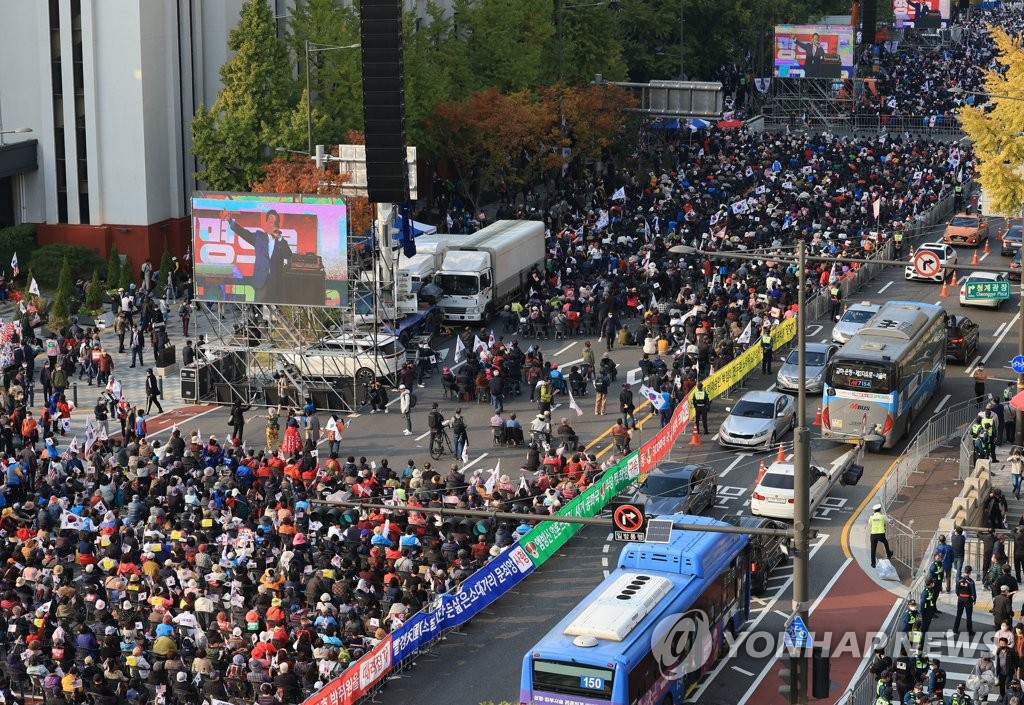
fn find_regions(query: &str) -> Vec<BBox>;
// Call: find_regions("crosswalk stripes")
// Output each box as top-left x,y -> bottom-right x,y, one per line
913,627 -> 999,702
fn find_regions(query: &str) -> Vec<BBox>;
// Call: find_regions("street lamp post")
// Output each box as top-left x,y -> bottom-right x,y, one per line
303,41 -> 360,155
950,86 -> 1024,444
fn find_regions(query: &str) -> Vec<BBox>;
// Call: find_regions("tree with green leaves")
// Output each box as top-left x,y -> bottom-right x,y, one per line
86,270 -> 104,312
455,0 -> 554,93
191,0 -> 295,190
157,243 -> 174,294
48,258 -> 73,330
119,255 -> 133,291
106,245 -> 121,288
403,2 -> 465,151
549,0 -> 628,86
285,0 -> 364,147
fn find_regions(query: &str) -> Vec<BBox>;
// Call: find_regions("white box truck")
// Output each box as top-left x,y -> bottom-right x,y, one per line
432,220 -> 545,322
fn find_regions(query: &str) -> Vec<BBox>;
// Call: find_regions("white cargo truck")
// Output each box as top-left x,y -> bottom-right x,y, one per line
431,220 -> 546,322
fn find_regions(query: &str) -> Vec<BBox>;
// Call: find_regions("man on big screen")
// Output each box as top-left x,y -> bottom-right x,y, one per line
225,209 -> 292,303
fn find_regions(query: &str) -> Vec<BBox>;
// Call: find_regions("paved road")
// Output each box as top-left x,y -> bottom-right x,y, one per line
364,222 -> 1022,705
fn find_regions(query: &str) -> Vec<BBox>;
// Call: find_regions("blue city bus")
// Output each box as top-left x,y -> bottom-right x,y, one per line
519,515 -> 750,705
822,301 -> 947,449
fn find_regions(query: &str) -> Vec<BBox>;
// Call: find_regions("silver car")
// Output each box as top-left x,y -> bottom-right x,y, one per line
718,390 -> 796,449
831,303 -> 880,343
776,343 -> 839,394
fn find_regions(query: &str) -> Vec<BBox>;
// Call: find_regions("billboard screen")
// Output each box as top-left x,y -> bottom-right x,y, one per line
191,193 -> 347,307
893,0 -> 951,28
774,25 -> 855,80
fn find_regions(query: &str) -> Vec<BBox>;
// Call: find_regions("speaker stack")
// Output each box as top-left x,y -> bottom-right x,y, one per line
360,0 -> 410,204
860,0 -> 877,44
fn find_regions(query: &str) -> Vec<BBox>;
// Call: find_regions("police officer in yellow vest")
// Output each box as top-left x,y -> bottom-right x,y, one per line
869,504 -> 894,569
982,410 -> 999,462
693,382 -> 710,435
893,228 -> 904,257
760,328 -> 774,375
830,284 -> 842,319
954,183 -> 964,211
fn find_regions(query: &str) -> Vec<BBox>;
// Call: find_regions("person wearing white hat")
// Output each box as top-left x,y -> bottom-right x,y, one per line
399,385 -> 413,435
869,503 -> 893,569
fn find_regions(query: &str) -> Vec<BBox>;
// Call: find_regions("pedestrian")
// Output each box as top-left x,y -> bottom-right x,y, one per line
619,383 -> 636,429
114,312 -> 128,353
129,326 -> 144,368
134,410 -> 147,441
324,414 -> 343,456
953,565 -> 977,638
178,300 -> 191,337
951,526 -> 966,584
926,659 -> 946,701
228,399 -> 250,442
1012,447 -> 1024,501
997,636 -> 1019,698
693,382 -> 710,434
265,404 -> 281,450
974,364 -> 988,401
994,585 -> 1015,630
759,327 -> 774,374
489,370 -> 504,413
593,373 -> 609,415
935,535 -> 955,592
868,504 -> 894,568
399,385 -> 413,436
600,313 -> 619,352
919,579 -> 938,634
984,489 -> 1008,531
144,369 -> 163,415
928,552 -> 945,592
93,396 -> 109,439
451,409 -> 468,459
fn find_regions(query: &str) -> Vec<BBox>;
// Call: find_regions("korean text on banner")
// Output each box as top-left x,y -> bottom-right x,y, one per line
391,544 -> 535,662
302,635 -> 391,705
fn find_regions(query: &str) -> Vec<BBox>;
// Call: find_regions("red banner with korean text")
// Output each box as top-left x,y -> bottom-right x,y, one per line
303,635 -> 392,705
637,398 -> 690,481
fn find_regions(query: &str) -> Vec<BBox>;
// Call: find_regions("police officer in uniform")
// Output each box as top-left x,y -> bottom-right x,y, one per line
902,600 -> 924,651
759,328 -> 774,375
982,410 -> 999,462
1004,382 -> 1016,443
830,283 -> 842,319
919,578 -> 939,634
874,685 -> 894,705
954,182 -> 964,211
950,682 -> 972,705
869,504 -> 894,568
953,565 -> 977,638
926,659 -> 946,701
693,382 -> 710,434
893,226 -> 905,258
893,649 -> 918,703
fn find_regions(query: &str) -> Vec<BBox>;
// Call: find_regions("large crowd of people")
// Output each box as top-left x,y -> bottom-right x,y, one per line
0,6 -> 1010,705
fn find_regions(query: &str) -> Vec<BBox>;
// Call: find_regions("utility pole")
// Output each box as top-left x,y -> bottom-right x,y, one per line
791,239 -> 811,704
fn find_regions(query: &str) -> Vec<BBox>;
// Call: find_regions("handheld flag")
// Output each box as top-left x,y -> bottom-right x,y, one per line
488,330 -> 496,349
639,385 -> 669,411
461,442 -> 470,464
484,461 -> 501,494
567,387 -> 584,417
473,336 -> 487,353
454,336 -> 467,363
10,254 -> 18,278
611,186 -> 626,201
28,278 -> 39,297
60,511 -> 82,532
737,321 -> 753,345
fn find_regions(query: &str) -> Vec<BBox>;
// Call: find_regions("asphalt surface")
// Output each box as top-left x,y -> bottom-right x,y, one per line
150,219 -> 1022,705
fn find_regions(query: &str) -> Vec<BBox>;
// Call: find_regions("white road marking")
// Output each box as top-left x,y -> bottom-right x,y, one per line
720,455 -> 746,478
601,556 -> 608,567
555,342 -> 578,356
878,281 -> 893,294
731,666 -> 756,677
980,251 -> 990,262
773,610 -> 789,619
415,429 -> 431,441
935,394 -> 951,413
694,536 -> 830,703
965,355 -> 983,376
995,321 -> 1008,338
807,325 -> 822,337
767,383 -> 776,391
602,544 -> 610,554
461,453 -> 489,472
981,310 -> 1021,367
807,557 -> 852,615
561,358 -> 583,368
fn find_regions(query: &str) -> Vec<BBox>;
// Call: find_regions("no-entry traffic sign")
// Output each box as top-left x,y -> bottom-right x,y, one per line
611,502 -> 648,542
913,250 -> 942,278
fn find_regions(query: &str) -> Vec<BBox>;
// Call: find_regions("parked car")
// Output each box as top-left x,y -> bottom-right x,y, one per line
946,315 -> 980,364
776,342 -> 839,394
831,302 -> 880,343
1002,224 -> 1023,256
631,463 -> 717,517
751,462 -> 833,521
904,242 -> 957,282
959,271 -> 1010,310
278,332 -> 406,385
943,212 -> 988,247
724,515 -> 790,595
1010,247 -> 1022,281
718,390 -> 796,450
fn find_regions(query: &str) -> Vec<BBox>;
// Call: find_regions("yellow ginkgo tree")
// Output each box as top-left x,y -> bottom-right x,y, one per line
959,26 -> 1024,216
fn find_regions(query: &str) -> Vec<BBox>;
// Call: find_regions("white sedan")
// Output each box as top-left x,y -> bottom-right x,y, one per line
959,271 -> 1010,310
751,462 -> 833,520
904,243 -> 957,282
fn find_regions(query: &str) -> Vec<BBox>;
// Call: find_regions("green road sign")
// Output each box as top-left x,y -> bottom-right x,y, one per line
965,280 -> 1010,301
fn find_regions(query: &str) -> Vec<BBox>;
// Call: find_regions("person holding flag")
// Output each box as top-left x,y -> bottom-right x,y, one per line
10,253 -> 18,280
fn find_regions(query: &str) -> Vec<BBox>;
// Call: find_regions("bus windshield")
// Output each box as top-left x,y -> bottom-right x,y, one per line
434,274 -> 480,296
532,660 -> 614,700
827,361 -> 893,394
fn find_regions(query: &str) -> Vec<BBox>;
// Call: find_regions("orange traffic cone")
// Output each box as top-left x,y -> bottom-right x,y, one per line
776,444 -> 785,463
984,238 -> 991,255
950,271 -> 958,287
940,279 -> 949,297
812,405 -> 822,427
756,460 -> 767,485
971,249 -> 979,265
689,425 -> 701,446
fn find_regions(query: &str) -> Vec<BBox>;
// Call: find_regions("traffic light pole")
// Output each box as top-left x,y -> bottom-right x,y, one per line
791,239 -> 811,705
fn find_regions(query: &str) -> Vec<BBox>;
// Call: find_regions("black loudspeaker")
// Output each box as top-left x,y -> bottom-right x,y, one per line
360,0 -> 409,204
860,0 -> 877,44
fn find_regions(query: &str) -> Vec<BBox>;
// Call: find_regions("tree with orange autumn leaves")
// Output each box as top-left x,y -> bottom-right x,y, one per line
251,137 -> 373,236
425,84 -> 637,209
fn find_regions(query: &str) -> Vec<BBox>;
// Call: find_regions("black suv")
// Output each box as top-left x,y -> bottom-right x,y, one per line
725,515 -> 790,595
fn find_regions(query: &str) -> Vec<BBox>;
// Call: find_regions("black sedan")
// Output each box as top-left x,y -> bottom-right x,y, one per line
946,315 -> 980,364
724,515 -> 790,595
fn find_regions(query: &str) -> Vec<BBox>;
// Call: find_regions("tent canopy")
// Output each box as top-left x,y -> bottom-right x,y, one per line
396,216 -> 437,238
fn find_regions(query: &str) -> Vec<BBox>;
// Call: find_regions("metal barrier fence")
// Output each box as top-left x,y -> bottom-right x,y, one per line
761,113 -> 964,140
